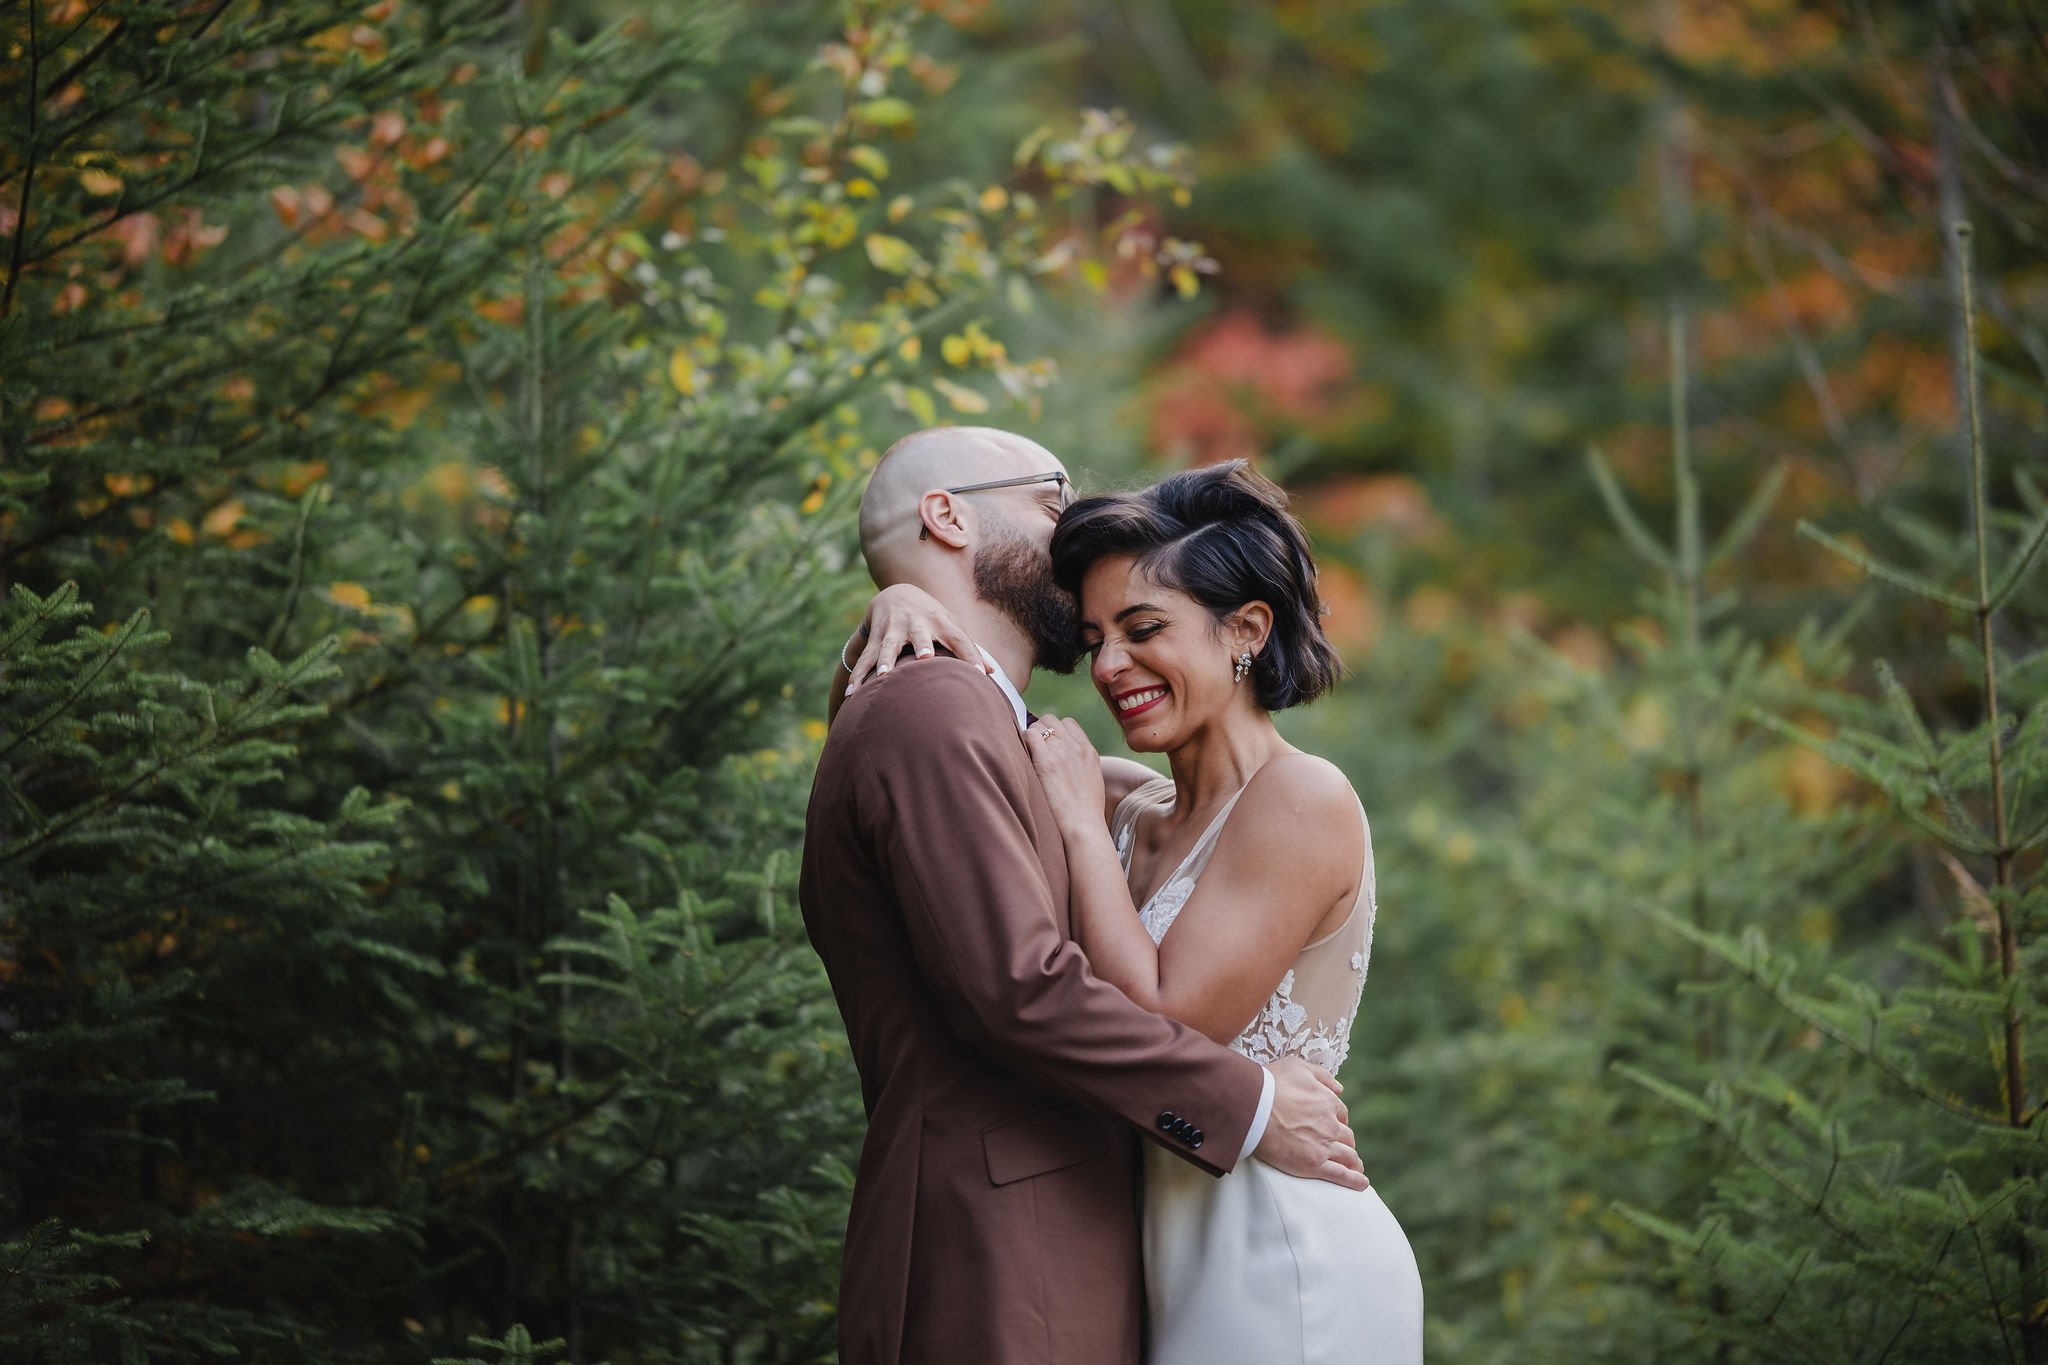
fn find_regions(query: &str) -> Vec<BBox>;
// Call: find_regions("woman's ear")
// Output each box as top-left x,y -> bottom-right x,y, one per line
1230,602 -> 1275,657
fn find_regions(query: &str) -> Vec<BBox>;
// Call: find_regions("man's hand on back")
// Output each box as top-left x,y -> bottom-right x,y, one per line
1254,1055 -> 1369,1191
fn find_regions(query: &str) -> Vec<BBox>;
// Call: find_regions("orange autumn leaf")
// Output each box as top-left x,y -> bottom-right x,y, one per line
477,295 -> 524,326
282,460 -> 329,496
344,208 -> 390,242
201,500 -> 245,537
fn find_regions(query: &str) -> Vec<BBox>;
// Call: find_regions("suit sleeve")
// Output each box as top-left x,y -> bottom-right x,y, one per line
849,659 -> 1263,1175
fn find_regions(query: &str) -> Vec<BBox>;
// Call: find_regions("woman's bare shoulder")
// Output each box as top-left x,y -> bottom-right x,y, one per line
1226,752 -> 1363,881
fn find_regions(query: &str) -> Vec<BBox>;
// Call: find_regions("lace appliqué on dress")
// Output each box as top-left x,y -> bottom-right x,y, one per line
1139,877 -> 1195,945
1232,964 -> 1366,1071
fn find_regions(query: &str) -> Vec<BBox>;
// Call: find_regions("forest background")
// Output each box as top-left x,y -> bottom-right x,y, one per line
4,0 -> 2047,1362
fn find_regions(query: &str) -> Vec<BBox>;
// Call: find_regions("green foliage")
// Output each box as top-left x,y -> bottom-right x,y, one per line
1606,226 -> 2048,1361
2,0 -> 1205,1360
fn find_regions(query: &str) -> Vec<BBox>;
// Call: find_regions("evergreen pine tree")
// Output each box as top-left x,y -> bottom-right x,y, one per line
1623,223 -> 2048,1362
3,1 -> 1209,1358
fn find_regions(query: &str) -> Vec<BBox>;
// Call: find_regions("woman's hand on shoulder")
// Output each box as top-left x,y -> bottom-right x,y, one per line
844,583 -> 991,695
1024,716 -> 1107,836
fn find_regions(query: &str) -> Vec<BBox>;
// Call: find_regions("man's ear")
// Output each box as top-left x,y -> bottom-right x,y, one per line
918,489 -> 973,548
1229,602 -> 1275,657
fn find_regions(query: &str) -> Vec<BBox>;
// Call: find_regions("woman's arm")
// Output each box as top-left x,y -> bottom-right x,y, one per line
825,583 -> 991,728
1100,755 -> 1161,826
1026,724 -> 1362,1045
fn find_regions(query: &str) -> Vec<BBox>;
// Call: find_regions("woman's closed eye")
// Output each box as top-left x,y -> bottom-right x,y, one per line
1081,622 -> 1163,656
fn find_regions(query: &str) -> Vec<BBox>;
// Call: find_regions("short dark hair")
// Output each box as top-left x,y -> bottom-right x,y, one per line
1050,460 -> 1342,711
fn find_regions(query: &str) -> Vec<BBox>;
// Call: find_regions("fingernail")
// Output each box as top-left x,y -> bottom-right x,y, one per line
917,649 -> 932,658
878,663 -> 890,674
845,684 -> 855,696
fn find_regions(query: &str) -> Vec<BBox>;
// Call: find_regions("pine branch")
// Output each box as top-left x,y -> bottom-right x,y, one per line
1645,908 -> 2012,1129
1795,521 -> 1977,611
1705,459 -> 1789,569
1586,446 -> 1675,573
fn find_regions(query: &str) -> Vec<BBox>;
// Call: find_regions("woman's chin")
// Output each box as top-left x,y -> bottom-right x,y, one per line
1115,718 -> 1174,753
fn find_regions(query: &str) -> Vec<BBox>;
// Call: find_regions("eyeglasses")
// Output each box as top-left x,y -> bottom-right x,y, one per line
919,470 -> 1076,540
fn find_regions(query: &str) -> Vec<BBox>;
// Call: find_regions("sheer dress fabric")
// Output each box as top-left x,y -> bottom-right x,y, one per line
1111,776 -> 1424,1365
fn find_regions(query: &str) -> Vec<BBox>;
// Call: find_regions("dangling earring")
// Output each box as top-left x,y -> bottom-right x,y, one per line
1233,649 -> 1253,685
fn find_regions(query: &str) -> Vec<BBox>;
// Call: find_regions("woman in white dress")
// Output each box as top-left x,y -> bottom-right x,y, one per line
851,459 -> 1423,1363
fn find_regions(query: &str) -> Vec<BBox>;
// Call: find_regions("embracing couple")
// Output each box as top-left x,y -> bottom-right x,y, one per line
797,426 -> 1423,1364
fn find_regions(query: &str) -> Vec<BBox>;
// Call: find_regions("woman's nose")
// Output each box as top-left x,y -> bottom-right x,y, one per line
1092,640 -> 1127,686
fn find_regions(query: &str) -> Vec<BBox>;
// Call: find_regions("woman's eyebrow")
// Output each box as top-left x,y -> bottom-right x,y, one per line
1114,602 -> 1165,623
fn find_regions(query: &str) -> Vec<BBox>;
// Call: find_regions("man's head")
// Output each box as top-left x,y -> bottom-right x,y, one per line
858,426 -> 1082,674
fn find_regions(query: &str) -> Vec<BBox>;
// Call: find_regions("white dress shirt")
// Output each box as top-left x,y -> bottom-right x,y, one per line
977,647 -> 1275,1161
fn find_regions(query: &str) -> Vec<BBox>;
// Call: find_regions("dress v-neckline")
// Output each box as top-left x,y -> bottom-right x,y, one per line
1128,781 -> 1253,916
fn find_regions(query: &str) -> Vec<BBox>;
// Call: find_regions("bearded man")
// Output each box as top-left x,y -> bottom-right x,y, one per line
797,426 -> 1364,1365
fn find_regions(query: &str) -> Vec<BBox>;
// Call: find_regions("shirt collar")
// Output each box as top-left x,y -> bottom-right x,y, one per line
977,646 -> 1029,731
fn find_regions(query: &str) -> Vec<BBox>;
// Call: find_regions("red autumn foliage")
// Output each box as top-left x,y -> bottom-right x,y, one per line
1149,311 -> 1356,465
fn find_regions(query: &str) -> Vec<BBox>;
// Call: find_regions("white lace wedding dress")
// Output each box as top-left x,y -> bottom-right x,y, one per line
1112,776 -> 1424,1364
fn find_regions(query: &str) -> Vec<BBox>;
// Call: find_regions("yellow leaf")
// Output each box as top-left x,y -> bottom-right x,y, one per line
903,385 -> 938,427
941,334 -> 972,367
166,517 -> 194,546
201,499 -> 244,537
932,376 -> 989,414
898,335 -> 922,362
849,145 -> 890,181
859,97 -> 916,129
865,234 -> 918,275
800,487 -> 827,515
1080,259 -> 1108,293
1170,265 -> 1199,300
328,582 -> 372,611
1014,124 -> 1053,167
888,194 -> 913,224
979,185 -> 1008,213
667,347 -> 698,395
846,177 -> 878,200
80,169 -> 123,196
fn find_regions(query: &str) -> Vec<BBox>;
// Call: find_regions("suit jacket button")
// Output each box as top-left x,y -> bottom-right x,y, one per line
1190,1131 -> 1205,1148
1157,1110 -> 1178,1131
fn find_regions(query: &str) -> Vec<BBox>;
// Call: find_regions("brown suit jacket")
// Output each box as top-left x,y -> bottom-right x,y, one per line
798,655 -> 1266,1365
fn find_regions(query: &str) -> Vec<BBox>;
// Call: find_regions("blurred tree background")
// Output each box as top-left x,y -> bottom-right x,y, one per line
4,0 -> 2046,1361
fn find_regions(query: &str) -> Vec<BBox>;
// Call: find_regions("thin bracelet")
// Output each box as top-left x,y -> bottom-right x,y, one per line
839,623 -> 871,674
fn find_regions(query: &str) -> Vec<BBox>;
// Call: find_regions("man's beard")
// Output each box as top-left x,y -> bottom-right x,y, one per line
973,516 -> 1082,674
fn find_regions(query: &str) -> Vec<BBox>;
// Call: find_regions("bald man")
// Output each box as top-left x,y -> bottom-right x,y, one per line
797,427 -> 1364,1365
